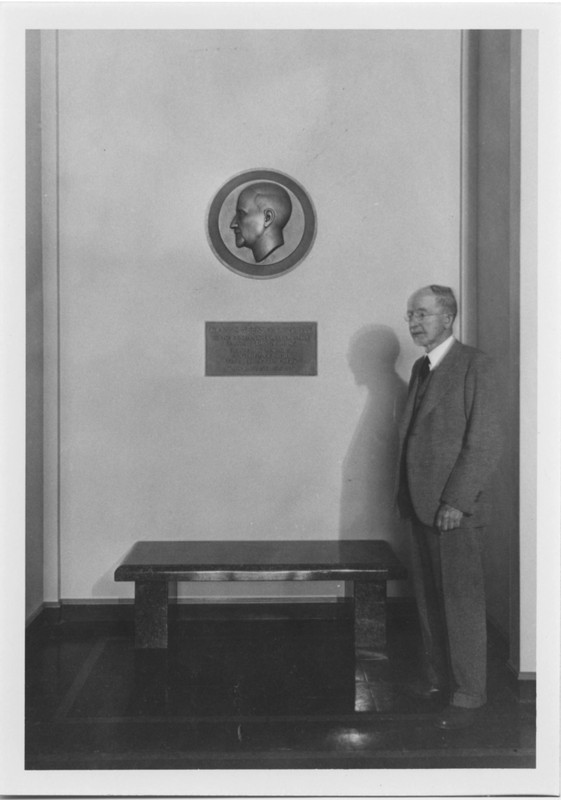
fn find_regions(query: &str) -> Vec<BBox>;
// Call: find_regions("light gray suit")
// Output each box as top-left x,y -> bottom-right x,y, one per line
397,339 -> 503,707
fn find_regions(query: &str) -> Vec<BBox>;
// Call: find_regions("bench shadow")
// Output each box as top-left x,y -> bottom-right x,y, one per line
339,325 -> 410,579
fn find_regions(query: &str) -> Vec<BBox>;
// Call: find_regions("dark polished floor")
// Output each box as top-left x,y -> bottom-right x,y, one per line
25,602 -> 535,770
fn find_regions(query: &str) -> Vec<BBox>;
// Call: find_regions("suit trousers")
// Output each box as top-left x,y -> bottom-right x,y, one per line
410,519 -> 487,709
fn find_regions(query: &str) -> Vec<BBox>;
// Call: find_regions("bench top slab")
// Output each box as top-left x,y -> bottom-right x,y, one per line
114,539 -> 407,582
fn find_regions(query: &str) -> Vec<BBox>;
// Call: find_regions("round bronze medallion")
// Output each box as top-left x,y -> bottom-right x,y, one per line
207,169 -> 317,279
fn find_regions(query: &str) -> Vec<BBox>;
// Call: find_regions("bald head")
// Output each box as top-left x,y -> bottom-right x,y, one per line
410,285 -> 458,320
243,182 -> 292,228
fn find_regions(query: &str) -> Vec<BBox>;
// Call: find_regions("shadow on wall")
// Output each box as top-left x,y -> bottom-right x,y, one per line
339,325 -> 411,574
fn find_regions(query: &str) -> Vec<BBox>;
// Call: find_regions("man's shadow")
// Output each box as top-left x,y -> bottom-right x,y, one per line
339,325 -> 410,574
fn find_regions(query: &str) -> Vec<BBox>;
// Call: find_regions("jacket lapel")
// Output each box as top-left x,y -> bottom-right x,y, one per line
415,340 -> 467,423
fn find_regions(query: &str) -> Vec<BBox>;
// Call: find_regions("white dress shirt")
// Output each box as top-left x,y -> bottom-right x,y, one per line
426,335 -> 455,371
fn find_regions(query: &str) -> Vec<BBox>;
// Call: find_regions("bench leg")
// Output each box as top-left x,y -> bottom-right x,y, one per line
354,580 -> 387,657
134,581 -> 168,648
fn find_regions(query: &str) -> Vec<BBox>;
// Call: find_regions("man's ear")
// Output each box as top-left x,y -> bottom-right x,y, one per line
263,208 -> 275,228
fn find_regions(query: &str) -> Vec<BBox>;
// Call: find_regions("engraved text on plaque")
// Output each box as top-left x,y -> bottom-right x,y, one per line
205,322 -> 317,376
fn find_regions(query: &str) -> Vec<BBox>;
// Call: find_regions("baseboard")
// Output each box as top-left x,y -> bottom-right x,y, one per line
26,596 -> 418,628
25,603 -> 45,627
507,665 -> 537,681
27,598 -> 354,626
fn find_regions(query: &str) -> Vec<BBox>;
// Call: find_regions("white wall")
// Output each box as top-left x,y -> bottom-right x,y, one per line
43,30 -> 461,601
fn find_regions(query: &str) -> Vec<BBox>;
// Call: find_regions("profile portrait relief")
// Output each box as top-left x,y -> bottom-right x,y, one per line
207,169 -> 316,279
230,182 -> 293,263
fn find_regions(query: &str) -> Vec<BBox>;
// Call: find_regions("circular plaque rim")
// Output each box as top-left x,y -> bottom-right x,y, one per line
206,169 -> 317,279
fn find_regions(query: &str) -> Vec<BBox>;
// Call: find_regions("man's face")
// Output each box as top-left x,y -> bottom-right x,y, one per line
407,291 -> 453,352
230,190 -> 265,250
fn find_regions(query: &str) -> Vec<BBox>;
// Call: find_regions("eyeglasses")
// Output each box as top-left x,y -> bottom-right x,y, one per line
404,311 -> 443,323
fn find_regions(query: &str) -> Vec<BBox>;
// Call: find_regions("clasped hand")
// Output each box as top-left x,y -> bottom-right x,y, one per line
435,502 -> 463,532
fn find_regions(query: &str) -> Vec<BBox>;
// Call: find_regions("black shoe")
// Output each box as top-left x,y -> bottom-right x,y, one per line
402,680 -> 445,701
433,704 -> 483,730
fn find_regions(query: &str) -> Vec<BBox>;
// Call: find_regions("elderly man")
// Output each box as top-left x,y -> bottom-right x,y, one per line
230,181 -> 292,263
397,285 -> 503,730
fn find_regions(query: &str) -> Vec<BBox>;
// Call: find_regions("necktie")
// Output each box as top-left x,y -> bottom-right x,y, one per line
418,355 -> 431,384
412,356 -> 431,416
401,355 -> 432,488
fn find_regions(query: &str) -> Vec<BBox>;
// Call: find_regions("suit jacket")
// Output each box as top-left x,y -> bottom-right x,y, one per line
397,340 -> 503,528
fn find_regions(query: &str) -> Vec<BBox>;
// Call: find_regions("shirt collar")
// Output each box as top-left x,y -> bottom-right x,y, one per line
426,335 -> 455,370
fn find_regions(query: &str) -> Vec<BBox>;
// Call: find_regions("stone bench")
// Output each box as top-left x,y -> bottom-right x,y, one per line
114,539 -> 407,651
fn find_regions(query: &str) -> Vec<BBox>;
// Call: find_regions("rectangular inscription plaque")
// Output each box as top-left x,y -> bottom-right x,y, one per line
205,322 -> 317,376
